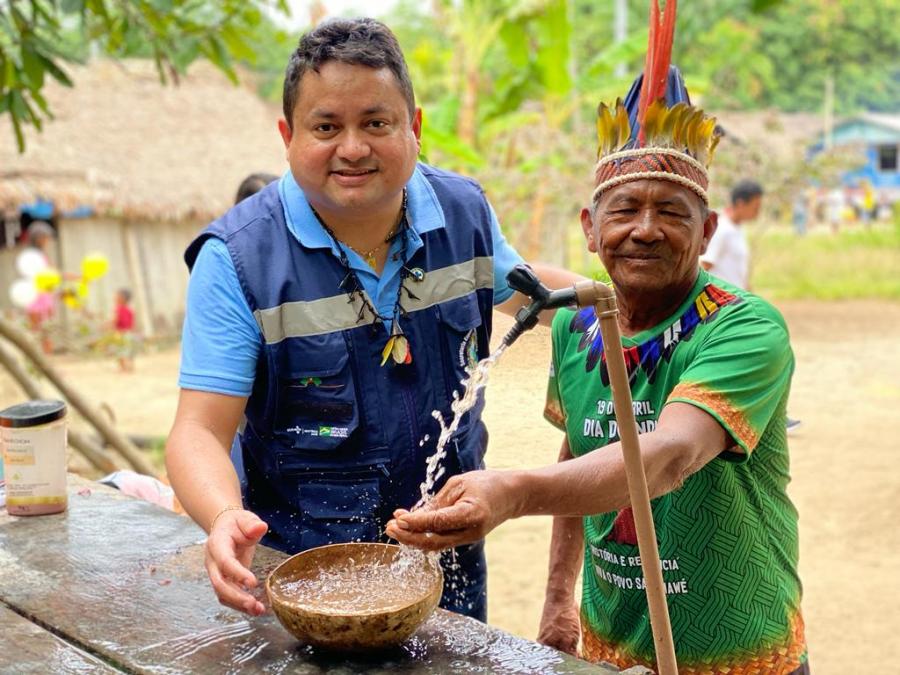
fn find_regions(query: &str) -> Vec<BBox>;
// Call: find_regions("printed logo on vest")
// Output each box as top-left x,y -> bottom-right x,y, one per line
458,329 -> 479,369
283,425 -> 349,438
318,425 -> 349,438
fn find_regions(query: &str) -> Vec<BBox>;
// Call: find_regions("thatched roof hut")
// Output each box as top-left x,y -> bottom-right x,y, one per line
0,59 -> 285,221
0,59 -> 287,335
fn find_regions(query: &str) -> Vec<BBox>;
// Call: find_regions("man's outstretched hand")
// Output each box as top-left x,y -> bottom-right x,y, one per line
386,470 -> 521,551
205,509 -> 269,616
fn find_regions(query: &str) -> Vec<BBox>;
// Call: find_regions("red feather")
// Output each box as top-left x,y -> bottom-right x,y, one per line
638,0 -> 678,145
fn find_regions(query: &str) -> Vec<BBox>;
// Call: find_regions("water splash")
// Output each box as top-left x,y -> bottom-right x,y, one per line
415,345 -> 507,509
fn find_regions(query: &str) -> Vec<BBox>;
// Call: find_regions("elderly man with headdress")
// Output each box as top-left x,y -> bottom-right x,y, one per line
388,3 -> 808,672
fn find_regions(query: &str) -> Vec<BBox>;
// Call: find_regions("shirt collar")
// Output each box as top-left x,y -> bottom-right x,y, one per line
277,163 -> 446,251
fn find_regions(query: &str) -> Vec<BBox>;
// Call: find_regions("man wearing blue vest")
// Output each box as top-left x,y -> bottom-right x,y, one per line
165,17 -> 580,622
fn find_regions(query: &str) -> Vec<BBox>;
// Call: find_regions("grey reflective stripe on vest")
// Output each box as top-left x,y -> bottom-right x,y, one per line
253,256 -> 494,343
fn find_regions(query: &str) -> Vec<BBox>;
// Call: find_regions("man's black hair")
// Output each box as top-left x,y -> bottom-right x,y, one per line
234,173 -> 279,205
731,179 -> 764,206
282,17 -> 415,129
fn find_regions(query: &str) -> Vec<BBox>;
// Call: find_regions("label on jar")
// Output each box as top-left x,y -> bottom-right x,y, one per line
2,422 -> 67,507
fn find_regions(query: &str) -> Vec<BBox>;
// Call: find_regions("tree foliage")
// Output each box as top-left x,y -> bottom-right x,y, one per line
0,0 -> 289,151
754,0 -> 900,113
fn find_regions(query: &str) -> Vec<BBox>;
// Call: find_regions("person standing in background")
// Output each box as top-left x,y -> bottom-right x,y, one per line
700,179 -> 762,290
234,173 -> 279,205
112,288 -> 136,372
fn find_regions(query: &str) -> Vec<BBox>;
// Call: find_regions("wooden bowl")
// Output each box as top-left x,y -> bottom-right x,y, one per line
266,542 -> 443,651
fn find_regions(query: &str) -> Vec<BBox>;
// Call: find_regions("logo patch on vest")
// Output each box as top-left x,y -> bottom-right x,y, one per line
284,425 -> 349,438
458,329 -> 479,369
318,425 -> 349,438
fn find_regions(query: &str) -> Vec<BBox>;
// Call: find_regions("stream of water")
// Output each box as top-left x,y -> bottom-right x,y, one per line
415,344 -> 507,510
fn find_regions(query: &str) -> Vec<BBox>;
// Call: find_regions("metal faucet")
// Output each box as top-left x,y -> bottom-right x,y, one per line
500,264 -> 612,348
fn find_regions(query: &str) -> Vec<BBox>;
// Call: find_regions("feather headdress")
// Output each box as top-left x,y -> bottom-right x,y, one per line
593,0 -> 722,204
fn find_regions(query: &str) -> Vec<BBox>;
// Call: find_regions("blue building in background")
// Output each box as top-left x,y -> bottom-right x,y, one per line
809,113 -> 900,198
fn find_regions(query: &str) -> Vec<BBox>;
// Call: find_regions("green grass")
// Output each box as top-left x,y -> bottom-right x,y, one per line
751,225 -> 900,301
567,223 -> 900,302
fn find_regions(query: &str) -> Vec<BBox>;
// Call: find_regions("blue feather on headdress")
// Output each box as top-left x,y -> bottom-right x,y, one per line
622,65 -> 692,146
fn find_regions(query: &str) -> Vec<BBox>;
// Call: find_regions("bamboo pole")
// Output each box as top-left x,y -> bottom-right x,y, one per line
0,339 -> 119,474
591,284 -> 678,675
0,318 -> 157,476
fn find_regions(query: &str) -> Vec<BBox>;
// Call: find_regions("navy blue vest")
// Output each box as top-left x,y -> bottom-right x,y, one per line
185,165 -> 497,619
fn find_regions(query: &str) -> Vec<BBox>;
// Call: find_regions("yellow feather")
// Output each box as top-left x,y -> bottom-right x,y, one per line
686,110 -> 704,156
642,98 -> 666,148
679,108 -> 702,151
693,112 -> 712,157
381,337 -> 395,366
671,108 -> 686,149
596,102 -> 616,157
603,104 -> 618,156
660,102 -> 688,148
707,128 -> 722,165
694,116 -> 717,165
614,98 -> 631,151
596,105 -> 605,157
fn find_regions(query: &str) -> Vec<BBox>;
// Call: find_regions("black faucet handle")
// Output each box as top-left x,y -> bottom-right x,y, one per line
506,264 -> 550,301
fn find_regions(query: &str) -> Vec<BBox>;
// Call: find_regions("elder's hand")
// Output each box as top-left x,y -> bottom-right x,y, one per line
204,509 -> 269,616
386,470 -> 520,551
537,595 -> 581,656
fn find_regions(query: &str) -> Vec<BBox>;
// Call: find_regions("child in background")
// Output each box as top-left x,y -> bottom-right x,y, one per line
113,288 -> 136,372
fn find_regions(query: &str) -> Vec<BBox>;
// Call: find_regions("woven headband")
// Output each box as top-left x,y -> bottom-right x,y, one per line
592,147 -> 710,204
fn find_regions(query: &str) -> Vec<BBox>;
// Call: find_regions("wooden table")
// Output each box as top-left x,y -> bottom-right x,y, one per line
0,477 -> 624,674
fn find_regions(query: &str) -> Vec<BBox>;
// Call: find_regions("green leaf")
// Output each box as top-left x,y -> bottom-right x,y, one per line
21,45 -> 45,88
498,21 -> 529,69
220,24 -> 256,63
420,124 -> 484,170
751,0 -> 784,12
10,106 -> 25,152
201,36 -> 238,83
10,89 -> 27,120
534,0 -> 571,97
37,53 -> 73,87
29,87 -> 51,116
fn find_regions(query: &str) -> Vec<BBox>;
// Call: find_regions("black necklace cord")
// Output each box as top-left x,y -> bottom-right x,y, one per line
311,189 -> 413,334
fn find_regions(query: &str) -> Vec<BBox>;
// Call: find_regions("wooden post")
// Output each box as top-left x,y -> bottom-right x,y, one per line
584,282 -> 678,675
121,221 -> 155,339
0,317 -> 157,476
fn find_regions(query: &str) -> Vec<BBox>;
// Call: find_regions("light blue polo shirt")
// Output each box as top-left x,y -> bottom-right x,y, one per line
179,168 -> 524,396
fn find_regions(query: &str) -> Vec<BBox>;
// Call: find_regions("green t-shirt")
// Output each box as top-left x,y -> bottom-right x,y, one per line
545,270 -> 806,674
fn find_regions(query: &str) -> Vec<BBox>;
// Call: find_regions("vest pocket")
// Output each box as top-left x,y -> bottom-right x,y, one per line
272,335 -> 360,451
436,293 -> 484,432
437,293 -> 484,377
279,465 -> 386,549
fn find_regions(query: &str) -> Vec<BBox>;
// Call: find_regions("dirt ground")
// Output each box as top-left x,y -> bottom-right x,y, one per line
2,300 -> 898,673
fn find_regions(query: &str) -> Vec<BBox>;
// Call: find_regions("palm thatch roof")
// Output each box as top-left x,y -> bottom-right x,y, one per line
0,59 -> 285,221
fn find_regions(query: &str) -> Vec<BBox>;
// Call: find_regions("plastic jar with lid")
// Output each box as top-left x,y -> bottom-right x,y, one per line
1,400 -> 68,516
